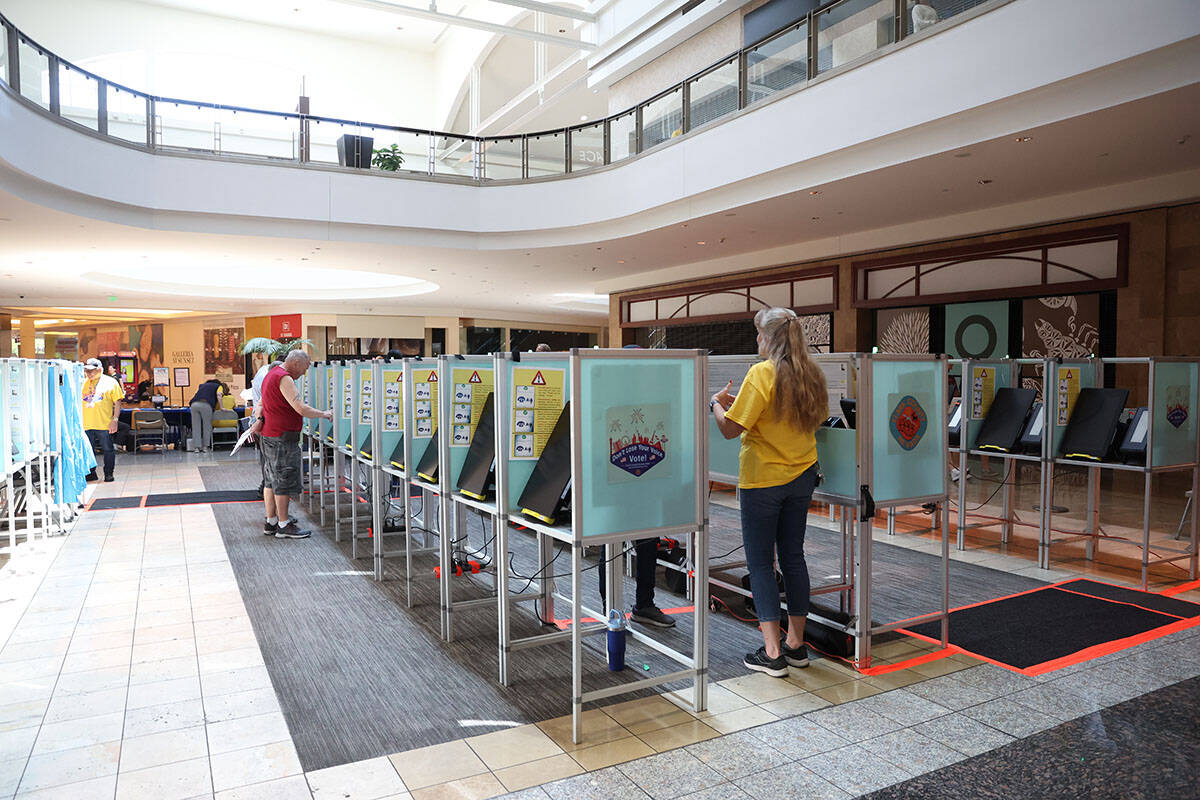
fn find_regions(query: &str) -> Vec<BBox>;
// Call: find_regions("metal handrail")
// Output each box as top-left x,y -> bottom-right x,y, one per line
0,0 -> 999,182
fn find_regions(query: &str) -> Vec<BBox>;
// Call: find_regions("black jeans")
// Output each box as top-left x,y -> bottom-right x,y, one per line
738,465 -> 818,622
598,537 -> 659,611
86,429 -> 115,478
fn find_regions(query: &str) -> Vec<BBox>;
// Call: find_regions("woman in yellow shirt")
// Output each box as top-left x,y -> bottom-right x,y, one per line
711,307 -> 827,677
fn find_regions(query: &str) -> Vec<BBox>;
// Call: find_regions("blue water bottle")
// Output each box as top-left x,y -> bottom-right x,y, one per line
606,609 -> 626,671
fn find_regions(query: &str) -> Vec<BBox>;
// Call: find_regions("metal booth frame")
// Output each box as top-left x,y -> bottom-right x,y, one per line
494,348 -> 710,744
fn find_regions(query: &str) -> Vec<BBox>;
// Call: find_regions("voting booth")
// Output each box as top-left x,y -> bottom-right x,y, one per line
949,358 -> 1051,553
1045,357 -> 1199,586
707,352 -> 951,669
492,348 -> 709,743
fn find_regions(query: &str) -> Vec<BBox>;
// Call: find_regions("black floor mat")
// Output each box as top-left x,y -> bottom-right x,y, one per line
88,497 -> 142,510
1057,578 -> 1200,618
144,490 -> 261,507
906,582 -> 1200,671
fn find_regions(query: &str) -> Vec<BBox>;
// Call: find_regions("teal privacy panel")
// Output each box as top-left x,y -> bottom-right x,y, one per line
0,361 -> 10,475
408,362 -> 441,475
447,360 -> 494,488
318,365 -> 333,440
579,357 -> 698,538
10,362 -> 27,467
379,365 -> 404,467
1050,360 -> 1096,456
707,356 -> 755,482
963,360 -> 1012,450
338,365 -> 354,447
870,359 -> 946,503
709,422 -> 741,482
353,362 -> 373,454
505,358 -> 570,510
1152,361 -> 1199,468
945,301 -> 1009,360
814,427 -> 857,500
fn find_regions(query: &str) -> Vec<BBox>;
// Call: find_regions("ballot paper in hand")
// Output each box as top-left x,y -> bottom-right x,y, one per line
230,426 -> 256,456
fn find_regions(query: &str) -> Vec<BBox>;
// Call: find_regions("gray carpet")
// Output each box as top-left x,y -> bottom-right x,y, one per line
201,462 -> 1043,770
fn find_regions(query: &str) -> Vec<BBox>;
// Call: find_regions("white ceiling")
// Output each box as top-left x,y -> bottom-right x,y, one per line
131,0 -> 588,50
3,83 -> 1198,329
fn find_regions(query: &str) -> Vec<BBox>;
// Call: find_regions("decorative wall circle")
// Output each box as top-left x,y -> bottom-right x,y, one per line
954,314 -> 998,358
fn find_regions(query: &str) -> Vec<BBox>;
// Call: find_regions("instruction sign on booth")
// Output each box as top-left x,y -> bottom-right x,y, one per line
511,367 -> 565,460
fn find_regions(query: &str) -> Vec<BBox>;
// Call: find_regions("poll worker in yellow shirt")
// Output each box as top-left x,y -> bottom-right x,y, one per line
81,357 -> 123,482
710,307 -> 828,677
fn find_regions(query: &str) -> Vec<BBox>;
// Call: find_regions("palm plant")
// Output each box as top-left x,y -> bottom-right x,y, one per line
240,337 -> 315,361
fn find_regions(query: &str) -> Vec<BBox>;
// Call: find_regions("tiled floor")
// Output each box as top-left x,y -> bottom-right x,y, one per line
0,457 -> 1196,800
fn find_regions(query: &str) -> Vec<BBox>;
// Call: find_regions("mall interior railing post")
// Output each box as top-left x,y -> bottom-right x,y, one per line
5,26 -> 18,90
96,78 -> 108,136
680,78 -> 691,134
521,135 -> 529,179
473,138 -> 483,180
806,11 -> 819,80
46,53 -> 60,116
634,105 -> 643,155
146,96 -> 156,149
602,117 -> 611,165
737,48 -> 748,110
564,128 -> 572,174
426,133 -> 435,175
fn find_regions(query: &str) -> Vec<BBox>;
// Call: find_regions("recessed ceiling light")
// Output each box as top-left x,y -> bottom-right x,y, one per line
1015,136 -> 1032,142
810,216 -> 820,221
592,88 -> 599,94
954,152 -> 972,158
580,115 -> 588,121
809,190 -> 821,195
977,178 -> 993,185
618,259 -> 625,263
697,241 -> 706,245
724,212 -> 736,217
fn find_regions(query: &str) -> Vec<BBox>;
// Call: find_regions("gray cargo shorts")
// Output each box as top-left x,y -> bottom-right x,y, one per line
261,431 -> 302,497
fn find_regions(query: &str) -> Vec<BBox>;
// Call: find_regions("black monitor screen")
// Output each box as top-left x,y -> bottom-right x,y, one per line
1019,402 -> 1044,454
1118,407 -> 1149,462
1060,388 -> 1129,461
948,398 -> 963,448
518,402 -> 572,525
415,430 -> 439,482
456,393 -> 496,500
974,388 -> 1036,453
389,435 -> 405,470
840,398 -> 857,429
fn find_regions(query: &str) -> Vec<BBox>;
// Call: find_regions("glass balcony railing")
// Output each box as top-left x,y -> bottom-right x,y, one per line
0,0 -> 997,184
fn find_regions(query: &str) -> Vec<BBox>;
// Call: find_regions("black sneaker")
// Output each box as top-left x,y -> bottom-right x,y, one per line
274,522 -> 311,539
263,517 -> 298,535
743,646 -> 788,678
103,475 -> 115,483
630,606 -> 676,629
781,641 -> 809,668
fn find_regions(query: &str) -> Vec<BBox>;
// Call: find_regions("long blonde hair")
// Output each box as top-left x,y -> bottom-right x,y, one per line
755,307 -> 828,432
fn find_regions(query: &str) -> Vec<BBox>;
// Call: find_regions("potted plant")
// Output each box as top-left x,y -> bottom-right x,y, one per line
372,144 -> 406,171
241,337 -> 315,362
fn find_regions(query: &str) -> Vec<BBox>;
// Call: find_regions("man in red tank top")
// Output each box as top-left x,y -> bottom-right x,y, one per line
250,350 -> 332,539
